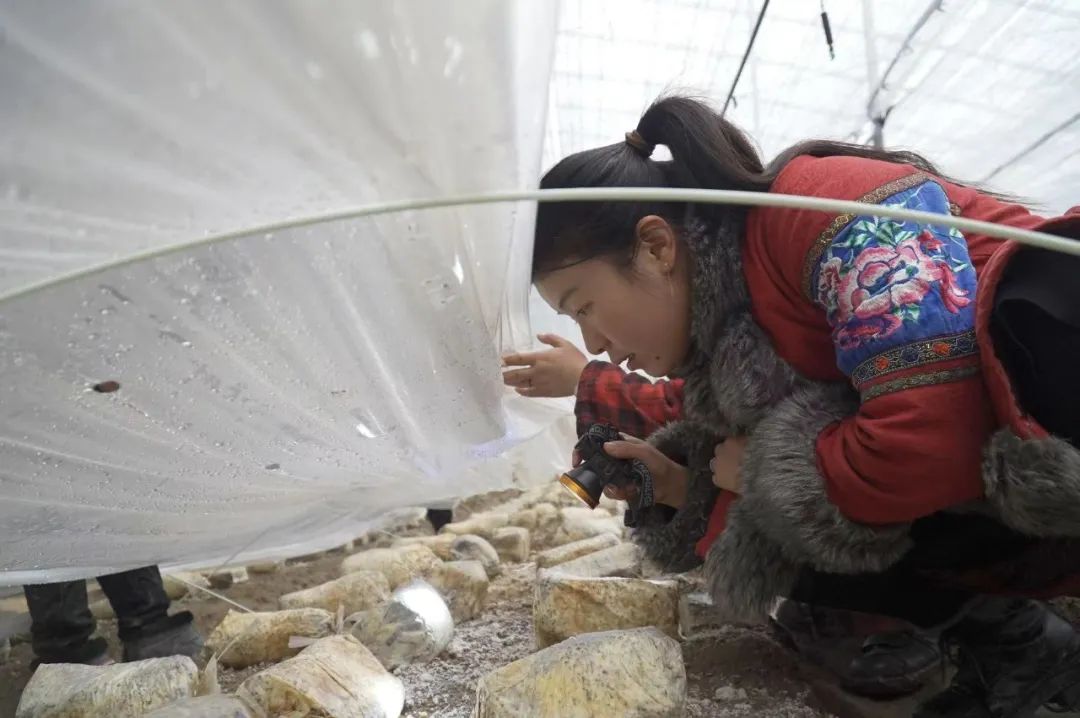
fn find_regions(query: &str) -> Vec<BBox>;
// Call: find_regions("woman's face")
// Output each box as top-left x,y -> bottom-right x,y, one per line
535,216 -> 692,377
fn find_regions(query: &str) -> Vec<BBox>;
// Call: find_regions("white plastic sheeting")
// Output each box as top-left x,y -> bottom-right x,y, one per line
0,1 -> 568,584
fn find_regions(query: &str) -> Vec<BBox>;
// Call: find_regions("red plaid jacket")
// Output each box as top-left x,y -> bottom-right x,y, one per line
574,361 -> 684,438
574,360 -> 735,557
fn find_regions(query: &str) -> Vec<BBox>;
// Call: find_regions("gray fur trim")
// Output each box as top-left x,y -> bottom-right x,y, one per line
679,213 -> 750,355
647,419 -> 723,468
674,215 -> 798,432
707,312 -> 799,432
675,215 -> 911,603
703,499 -> 802,623
739,383 -> 913,574
629,420 -> 723,572
983,428 -> 1080,537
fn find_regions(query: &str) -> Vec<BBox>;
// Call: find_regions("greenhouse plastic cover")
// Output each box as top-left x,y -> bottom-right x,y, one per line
1,1 -> 1078,584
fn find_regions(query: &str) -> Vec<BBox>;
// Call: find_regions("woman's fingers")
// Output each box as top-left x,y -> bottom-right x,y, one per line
537,333 -> 571,348
501,368 -> 533,387
603,439 -> 685,507
602,439 -> 651,461
501,351 -> 540,368
711,437 -> 748,494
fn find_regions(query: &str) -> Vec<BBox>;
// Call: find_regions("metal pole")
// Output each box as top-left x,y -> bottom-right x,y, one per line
861,0 -> 885,148
721,0 -> 771,118
6,186 -> 1080,306
865,0 -> 945,121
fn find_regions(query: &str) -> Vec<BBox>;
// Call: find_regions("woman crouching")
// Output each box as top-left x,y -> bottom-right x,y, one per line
532,94 -> 1080,718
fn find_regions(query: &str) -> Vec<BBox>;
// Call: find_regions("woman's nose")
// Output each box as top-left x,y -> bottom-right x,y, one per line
580,324 -> 607,356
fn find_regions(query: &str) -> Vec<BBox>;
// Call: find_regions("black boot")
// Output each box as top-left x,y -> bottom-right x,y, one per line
98,566 -> 203,662
770,600 -> 941,699
23,580 -> 112,666
122,611 -> 203,662
844,629 -> 942,699
915,599 -> 1080,718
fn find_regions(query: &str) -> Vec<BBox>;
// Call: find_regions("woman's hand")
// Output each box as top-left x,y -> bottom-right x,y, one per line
502,334 -> 588,398
601,434 -> 690,509
711,436 -> 747,494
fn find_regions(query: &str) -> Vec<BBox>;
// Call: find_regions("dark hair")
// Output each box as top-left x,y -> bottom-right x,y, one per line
533,95 -> 970,277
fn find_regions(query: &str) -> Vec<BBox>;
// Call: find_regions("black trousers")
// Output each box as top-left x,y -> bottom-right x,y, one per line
426,508 -> 453,533
789,512 -> 1080,628
23,565 -> 171,663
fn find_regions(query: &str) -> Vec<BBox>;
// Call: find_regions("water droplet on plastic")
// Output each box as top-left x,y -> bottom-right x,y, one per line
354,29 -> 380,59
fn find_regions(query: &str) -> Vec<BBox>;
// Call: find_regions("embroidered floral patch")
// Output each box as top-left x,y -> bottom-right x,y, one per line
812,181 -> 978,378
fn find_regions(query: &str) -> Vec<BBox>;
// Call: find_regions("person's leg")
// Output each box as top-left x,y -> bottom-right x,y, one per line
775,514 -> 991,698
915,597 -> 1080,718
789,511 -> 1063,628
770,597 -> 943,699
786,511 -> 1080,710
784,559 -> 968,699
96,565 -> 170,641
788,566 -> 974,629
97,566 -> 202,661
426,508 -> 453,533
23,580 -> 109,664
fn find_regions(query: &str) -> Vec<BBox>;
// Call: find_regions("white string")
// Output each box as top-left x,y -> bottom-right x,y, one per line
169,573 -> 261,671
2,186 -> 1076,306
170,574 -> 254,614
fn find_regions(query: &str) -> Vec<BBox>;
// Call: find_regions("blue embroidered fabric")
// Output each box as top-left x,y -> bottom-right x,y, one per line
811,180 -> 978,387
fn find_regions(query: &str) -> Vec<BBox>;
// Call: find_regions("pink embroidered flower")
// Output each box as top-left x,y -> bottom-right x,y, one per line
819,229 -> 971,349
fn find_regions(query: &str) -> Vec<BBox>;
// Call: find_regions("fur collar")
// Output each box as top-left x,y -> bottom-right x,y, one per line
674,215 -> 799,433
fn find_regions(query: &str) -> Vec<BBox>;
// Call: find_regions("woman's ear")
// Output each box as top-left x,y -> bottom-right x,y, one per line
634,215 -> 678,273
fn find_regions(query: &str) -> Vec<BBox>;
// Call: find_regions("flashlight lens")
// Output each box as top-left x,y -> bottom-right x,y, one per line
559,471 -> 599,509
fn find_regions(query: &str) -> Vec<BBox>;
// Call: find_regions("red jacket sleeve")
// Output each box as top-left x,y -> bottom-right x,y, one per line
752,157 -> 997,525
573,360 -> 684,438
576,361 -> 741,555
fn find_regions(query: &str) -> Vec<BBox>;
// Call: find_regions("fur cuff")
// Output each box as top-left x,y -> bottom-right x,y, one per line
983,429 -> 1080,537
647,418 -> 720,467
704,498 -> 802,623
739,383 -> 913,574
629,420 -> 722,572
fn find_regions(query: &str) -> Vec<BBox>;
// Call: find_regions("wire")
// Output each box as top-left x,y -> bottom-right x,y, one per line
170,574 -> 255,614
721,0 -> 771,118
3,185 -> 1080,307
980,111 -> 1080,183
865,0 -> 945,119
